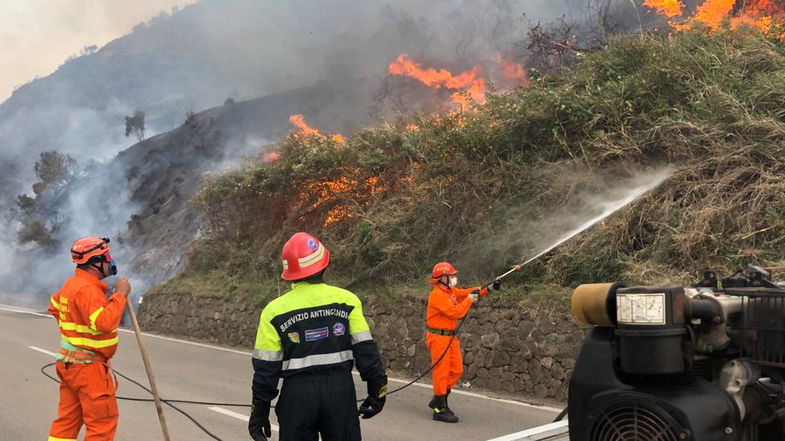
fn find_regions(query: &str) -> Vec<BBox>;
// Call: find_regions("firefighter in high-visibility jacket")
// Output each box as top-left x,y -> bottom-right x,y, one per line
426,261 -> 500,423
46,237 -> 130,441
249,232 -> 387,441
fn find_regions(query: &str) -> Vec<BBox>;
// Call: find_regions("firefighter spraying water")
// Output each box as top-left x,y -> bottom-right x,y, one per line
425,262 -> 500,422
420,169 -> 673,425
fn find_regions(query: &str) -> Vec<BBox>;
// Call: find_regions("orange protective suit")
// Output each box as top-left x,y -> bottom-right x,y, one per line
425,283 -> 488,396
47,269 -> 127,441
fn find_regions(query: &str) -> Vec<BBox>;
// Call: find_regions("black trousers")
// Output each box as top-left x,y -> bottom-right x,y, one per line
275,371 -> 361,441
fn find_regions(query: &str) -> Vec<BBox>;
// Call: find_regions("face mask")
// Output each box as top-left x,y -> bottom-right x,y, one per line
449,276 -> 458,287
104,254 -> 118,277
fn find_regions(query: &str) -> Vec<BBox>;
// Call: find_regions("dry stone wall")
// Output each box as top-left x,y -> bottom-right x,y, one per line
139,290 -> 587,401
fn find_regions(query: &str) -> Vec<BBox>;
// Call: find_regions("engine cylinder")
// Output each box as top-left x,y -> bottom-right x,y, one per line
615,286 -> 687,375
572,282 -> 624,326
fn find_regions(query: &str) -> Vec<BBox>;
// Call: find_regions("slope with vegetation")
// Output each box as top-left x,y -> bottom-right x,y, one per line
149,29 -> 785,312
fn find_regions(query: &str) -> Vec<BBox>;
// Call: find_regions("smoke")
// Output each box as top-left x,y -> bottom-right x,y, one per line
458,167 -> 674,278
0,0 -> 645,305
0,0 -> 583,176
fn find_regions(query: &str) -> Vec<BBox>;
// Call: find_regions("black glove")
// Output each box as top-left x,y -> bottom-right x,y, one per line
248,401 -> 271,441
358,376 -> 387,419
492,279 -> 502,291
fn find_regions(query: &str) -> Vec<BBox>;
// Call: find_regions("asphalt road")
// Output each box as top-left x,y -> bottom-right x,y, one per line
0,304 -> 560,441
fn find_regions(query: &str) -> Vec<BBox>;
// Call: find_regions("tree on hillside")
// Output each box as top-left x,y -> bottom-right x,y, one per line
125,110 -> 146,141
32,151 -> 77,197
17,219 -> 57,249
15,151 -> 77,249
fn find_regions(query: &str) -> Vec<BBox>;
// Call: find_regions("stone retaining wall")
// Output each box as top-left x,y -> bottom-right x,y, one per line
139,291 -> 587,401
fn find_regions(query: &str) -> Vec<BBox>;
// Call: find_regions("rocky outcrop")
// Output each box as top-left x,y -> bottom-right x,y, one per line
139,290 -> 587,401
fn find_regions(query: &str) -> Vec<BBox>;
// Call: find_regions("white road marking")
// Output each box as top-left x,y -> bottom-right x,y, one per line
444,389 -> 562,413
208,406 -> 280,432
6,303 -> 562,412
484,420 -> 569,441
116,328 -> 252,356
0,305 -> 51,318
28,345 -> 57,357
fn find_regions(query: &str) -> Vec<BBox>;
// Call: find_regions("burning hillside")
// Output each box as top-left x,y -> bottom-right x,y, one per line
160,29 -> 785,308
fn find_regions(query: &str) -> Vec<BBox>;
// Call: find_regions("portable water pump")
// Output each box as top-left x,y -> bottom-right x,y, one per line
568,265 -> 785,441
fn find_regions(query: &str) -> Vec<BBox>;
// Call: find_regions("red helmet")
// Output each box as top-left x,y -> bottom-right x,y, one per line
71,237 -> 111,265
281,232 -> 330,281
432,262 -> 458,278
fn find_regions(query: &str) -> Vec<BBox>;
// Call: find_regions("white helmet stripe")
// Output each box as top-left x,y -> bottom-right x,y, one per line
298,243 -> 325,268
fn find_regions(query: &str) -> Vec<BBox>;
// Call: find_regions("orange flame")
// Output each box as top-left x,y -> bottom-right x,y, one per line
694,0 -> 736,29
646,0 -> 784,36
731,14 -> 774,32
747,0 -> 784,16
730,0 -> 784,36
289,114 -> 346,143
289,114 -> 319,136
388,54 -> 486,110
643,0 -> 684,18
262,151 -> 280,164
493,54 -> 529,84
299,173 -> 388,226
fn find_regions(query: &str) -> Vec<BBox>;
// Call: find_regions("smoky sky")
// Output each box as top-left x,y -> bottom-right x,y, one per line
0,0 -> 649,302
0,0 -> 195,101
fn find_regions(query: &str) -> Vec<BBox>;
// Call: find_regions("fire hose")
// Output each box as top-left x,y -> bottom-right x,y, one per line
38,259 -> 560,440
37,251 -> 583,440
36,249 -> 591,439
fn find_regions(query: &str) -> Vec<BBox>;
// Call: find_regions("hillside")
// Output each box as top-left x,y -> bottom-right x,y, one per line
4,76 -> 378,301
149,29 -> 785,307
0,0 -> 553,201
1,0 -> 578,299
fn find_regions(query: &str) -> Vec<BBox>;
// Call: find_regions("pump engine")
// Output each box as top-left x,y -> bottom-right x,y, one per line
569,265 -> 785,441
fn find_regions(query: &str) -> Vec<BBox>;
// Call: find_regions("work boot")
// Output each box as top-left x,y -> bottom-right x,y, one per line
428,389 -> 452,410
431,395 -> 459,423
428,393 -> 455,415
445,388 -> 455,414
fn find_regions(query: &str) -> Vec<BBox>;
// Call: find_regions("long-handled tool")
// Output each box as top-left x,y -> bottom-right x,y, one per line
126,298 -> 172,441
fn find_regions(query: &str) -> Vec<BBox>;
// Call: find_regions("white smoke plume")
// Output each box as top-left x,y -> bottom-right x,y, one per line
0,0 -> 648,307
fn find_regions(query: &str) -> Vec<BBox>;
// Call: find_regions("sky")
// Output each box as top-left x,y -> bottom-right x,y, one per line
0,0 -> 196,101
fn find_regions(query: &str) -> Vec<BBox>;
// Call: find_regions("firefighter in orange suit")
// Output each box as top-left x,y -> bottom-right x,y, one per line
47,237 -> 130,441
425,261 -> 500,423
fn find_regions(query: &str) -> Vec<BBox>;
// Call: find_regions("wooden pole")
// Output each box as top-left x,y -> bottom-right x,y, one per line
126,299 -> 172,441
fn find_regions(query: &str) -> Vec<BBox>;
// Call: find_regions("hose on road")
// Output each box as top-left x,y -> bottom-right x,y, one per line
40,310 -> 471,441
41,362 -> 242,440
38,290 -> 521,439
41,303 -> 553,441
